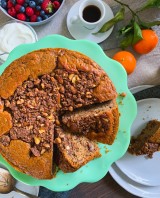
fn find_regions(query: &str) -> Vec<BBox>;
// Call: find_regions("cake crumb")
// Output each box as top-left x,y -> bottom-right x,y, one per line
118,101 -> 123,105
105,148 -> 110,153
119,92 -> 126,97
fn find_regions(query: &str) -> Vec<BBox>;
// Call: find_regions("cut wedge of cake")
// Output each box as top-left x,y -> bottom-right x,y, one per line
54,128 -> 101,172
62,100 -> 119,144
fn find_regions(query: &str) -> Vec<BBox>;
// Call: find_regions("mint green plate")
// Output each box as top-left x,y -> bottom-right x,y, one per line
0,35 -> 137,191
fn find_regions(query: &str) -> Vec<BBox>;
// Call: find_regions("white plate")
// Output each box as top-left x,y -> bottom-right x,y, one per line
109,163 -> 160,198
66,0 -> 114,44
116,85 -> 160,186
130,85 -> 154,94
0,164 -> 39,198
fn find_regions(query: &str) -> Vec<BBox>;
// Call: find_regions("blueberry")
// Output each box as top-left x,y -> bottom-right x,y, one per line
37,0 -> 43,4
19,6 -> 25,13
43,15 -> 48,20
36,5 -> 41,10
37,16 -> 42,22
29,1 -> 36,8
1,1 -> 7,8
40,10 -> 45,16
25,0 -> 29,3
11,0 -> 16,5
23,2 -> 28,7
26,17 -> 30,22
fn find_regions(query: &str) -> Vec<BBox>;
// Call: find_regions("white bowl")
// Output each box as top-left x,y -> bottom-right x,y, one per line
0,0 -> 65,26
0,20 -> 38,64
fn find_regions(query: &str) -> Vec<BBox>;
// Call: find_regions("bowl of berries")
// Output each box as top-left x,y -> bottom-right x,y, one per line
0,0 -> 65,25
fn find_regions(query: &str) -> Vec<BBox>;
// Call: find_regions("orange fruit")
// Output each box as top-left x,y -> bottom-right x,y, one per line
113,51 -> 136,75
133,29 -> 159,54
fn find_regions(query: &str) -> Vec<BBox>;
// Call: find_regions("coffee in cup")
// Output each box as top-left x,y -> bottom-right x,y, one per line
71,0 -> 105,30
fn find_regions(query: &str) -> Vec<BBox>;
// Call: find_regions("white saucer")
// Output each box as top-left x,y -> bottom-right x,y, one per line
0,164 -> 39,198
109,163 -> 160,198
116,85 -> 160,186
66,0 -> 114,44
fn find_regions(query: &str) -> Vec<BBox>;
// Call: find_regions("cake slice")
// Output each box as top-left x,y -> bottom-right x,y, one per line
128,120 -> 160,158
62,99 -> 119,144
54,128 -> 101,173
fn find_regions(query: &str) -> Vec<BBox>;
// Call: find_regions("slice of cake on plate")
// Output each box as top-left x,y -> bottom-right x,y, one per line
128,120 -> 160,158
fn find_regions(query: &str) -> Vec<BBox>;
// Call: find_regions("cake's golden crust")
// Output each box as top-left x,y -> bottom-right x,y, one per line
0,49 -> 58,99
0,140 -> 54,179
0,112 -> 12,137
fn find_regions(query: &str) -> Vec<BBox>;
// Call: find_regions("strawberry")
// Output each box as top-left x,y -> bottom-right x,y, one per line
8,7 -> 16,17
16,0 -> 25,5
53,1 -> 60,9
7,0 -> 14,8
42,0 -> 53,13
17,13 -> 26,21
15,4 -> 21,12
30,14 -> 37,22
26,7 -> 34,16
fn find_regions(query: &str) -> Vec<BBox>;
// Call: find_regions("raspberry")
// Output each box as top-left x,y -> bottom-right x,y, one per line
7,0 -> 14,8
35,10 -> 40,16
53,1 -> 60,9
15,4 -> 21,12
26,7 -> 34,16
17,13 -> 26,21
8,7 -> 16,17
17,0 -> 25,5
30,14 -> 37,22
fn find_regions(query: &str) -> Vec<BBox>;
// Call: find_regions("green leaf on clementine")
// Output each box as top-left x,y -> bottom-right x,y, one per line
132,22 -> 143,45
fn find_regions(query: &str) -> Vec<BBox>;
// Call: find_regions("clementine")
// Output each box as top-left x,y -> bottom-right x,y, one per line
113,51 -> 136,75
133,29 -> 159,54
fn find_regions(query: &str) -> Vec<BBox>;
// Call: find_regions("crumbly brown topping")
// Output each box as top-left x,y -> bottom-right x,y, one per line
0,74 -> 61,156
53,69 -> 100,111
0,70 -> 103,156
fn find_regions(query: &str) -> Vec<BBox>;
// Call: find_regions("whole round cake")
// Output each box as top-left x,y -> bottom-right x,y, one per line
0,48 -> 119,179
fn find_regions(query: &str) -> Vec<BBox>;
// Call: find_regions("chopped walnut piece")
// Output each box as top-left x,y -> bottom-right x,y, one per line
34,136 -> 41,145
55,137 -> 61,144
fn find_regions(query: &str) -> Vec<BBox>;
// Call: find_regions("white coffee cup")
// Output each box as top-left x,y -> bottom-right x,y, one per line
70,0 -> 105,30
